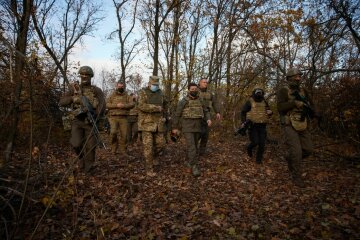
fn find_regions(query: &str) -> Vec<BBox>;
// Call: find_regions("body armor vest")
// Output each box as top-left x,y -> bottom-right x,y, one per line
144,88 -> 164,105
199,91 -> 212,109
144,88 -> 164,116
109,92 -> 130,116
247,98 -> 268,123
182,98 -> 204,119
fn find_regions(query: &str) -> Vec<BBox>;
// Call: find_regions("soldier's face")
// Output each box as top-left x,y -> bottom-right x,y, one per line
288,74 -> 302,88
189,85 -> 198,92
189,85 -> 199,98
80,75 -> 91,85
293,74 -> 302,81
116,83 -> 125,93
199,79 -> 208,89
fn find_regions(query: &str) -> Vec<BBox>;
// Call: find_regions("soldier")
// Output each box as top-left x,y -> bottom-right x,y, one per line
106,80 -> 135,158
59,66 -> 105,173
172,83 -> 211,177
198,78 -> 221,155
127,93 -> 139,145
137,76 -> 168,177
240,87 -> 273,164
276,68 -> 315,188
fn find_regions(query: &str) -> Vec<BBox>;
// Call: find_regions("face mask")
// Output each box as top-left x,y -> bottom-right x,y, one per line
150,85 -> 159,92
288,80 -> 300,89
117,88 -> 124,93
189,91 -> 199,98
254,93 -> 263,101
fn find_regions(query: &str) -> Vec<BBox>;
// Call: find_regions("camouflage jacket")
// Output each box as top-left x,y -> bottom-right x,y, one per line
172,97 -> 210,133
137,87 -> 168,132
276,86 -> 313,125
106,91 -> 134,116
199,89 -> 221,114
59,84 -> 106,119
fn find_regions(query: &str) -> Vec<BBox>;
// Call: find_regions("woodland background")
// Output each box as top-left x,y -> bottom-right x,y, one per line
0,0 -> 359,239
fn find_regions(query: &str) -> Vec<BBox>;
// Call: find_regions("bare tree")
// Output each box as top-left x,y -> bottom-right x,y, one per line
204,0 -> 230,86
111,0 -> 142,82
181,0 -> 206,84
2,0 -> 33,162
31,0 -> 104,86
139,0 -> 185,76
329,0 -> 360,52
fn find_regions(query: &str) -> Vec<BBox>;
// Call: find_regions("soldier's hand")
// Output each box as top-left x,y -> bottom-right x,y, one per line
216,113 -> 221,121
71,82 -> 81,94
207,120 -> 212,127
266,109 -> 273,116
117,103 -> 124,108
294,100 -> 304,108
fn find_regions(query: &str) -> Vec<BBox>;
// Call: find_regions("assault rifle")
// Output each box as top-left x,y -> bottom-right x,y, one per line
80,96 -> 107,149
291,91 -> 315,121
234,120 -> 252,136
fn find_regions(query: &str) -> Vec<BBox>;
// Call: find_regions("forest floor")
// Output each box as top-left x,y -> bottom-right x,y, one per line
1,129 -> 360,239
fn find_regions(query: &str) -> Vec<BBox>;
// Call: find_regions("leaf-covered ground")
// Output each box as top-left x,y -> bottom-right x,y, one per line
2,132 -> 360,239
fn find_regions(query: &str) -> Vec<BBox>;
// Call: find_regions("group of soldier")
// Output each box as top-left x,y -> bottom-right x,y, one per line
60,66 -> 315,187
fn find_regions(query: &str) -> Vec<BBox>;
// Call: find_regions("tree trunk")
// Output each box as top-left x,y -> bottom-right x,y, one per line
5,0 -> 33,162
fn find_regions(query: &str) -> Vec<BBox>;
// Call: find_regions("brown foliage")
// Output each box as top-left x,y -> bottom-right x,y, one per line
314,75 -> 360,142
1,131 -> 359,239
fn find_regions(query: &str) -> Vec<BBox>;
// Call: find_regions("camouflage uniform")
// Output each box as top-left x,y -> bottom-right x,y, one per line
107,88 -> 135,155
127,97 -> 139,144
276,68 -> 314,187
137,76 -> 168,175
172,94 -> 210,176
198,88 -> 220,155
59,66 -> 105,172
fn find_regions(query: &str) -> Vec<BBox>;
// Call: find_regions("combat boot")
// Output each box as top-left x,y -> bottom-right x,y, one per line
145,158 -> 156,177
191,165 -> 201,177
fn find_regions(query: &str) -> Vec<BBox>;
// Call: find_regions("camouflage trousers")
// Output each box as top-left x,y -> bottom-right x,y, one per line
283,125 -> 313,178
127,116 -> 139,144
109,117 -> 128,154
142,131 -> 165,170
183,132 -> 201,166
70,118 -> 97,172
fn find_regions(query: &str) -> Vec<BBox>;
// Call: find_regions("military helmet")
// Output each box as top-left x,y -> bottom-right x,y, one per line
286,68 -> 303,78
78,66 -> 94,77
